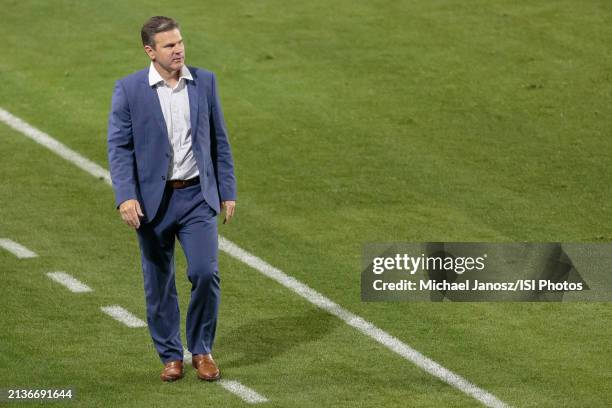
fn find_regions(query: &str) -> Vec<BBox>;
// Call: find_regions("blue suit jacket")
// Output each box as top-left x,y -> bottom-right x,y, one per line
107,66 -> 236,221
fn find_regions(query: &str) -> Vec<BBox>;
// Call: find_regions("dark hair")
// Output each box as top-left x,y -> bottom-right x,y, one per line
141,16 -> 180,48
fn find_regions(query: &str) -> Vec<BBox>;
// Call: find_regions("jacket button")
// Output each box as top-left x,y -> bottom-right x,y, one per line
162,176 -> 166,181
165,153 -> 170,158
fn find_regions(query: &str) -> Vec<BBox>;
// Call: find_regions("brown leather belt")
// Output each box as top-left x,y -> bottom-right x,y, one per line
167,176 -> 199,189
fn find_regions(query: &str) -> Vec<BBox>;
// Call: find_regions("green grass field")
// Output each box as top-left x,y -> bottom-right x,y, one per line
1,0 -> 611,406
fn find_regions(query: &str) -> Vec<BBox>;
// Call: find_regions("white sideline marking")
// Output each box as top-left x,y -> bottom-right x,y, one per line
218,380 -> 269,404
219,238 -> 509,408
101,305 -> 147,328
0,108 -> 111,184
183,348 -> 192,365
184,348 -> 268,403
46,271 -> 93,293
0,238 -> 38,259
1,107 -> 510,407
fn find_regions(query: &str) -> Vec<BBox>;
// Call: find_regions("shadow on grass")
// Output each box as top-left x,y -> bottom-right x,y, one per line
219,308 -> 339,368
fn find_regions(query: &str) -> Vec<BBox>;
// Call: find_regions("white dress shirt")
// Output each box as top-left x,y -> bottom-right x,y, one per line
148,62 -> 199,181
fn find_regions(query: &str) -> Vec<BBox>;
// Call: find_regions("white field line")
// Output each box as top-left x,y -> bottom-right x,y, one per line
183,348 -> 268,403
0,238 -> 38,259
0,107 -> 510,408
183,348 -> 192,365
0,108 -> 111,184
219,238 -> 509,408
46,271 -> 93,293
218,380 -> 269,404
101,305 -> 147,328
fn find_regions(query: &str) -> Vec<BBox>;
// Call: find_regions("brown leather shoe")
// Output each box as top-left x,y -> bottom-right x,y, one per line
160,360 -> 184,382
192,354 -> 220,381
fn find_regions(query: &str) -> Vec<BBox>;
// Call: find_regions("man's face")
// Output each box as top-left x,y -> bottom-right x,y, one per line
144,28 -> 185,72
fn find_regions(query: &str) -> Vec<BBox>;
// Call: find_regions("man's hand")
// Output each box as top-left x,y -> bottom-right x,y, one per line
221,200 -> 236,224
119,199 -> 144,229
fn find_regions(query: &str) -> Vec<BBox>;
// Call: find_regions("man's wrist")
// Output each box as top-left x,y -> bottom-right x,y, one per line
118,198 -> 138,209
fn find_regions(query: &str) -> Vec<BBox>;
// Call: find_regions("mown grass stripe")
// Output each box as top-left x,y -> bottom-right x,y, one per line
1,106 -> 509,408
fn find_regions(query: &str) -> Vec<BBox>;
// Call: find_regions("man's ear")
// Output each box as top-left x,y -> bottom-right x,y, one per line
143,45 -> 156,61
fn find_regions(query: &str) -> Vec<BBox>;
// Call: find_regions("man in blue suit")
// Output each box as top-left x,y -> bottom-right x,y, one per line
107,16 -> 236,382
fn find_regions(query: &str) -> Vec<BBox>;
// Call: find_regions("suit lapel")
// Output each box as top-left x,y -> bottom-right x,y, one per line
142,80 -> 171,150
187,77 -> 199,137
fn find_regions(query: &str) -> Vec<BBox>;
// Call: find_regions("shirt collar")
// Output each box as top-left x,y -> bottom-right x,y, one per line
148,62 -> 193,87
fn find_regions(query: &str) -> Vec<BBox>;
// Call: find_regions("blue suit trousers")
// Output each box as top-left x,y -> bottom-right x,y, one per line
136,182 -> 220,364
